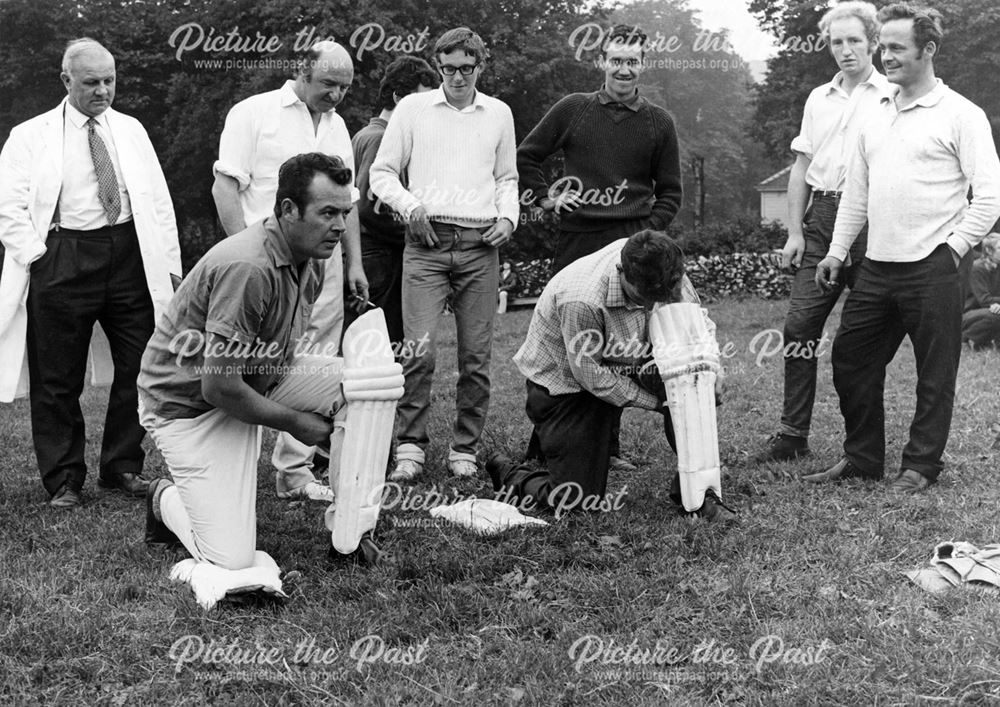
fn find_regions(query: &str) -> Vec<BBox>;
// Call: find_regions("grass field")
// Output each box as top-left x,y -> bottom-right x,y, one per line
2,296 -> 999,706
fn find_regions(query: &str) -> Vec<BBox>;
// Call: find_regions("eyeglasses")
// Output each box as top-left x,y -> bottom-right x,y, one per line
439,63 -> 479,76
607,58 -> 642,69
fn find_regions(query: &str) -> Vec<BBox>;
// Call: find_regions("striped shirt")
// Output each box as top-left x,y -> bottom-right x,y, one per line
513,239 -> 699,410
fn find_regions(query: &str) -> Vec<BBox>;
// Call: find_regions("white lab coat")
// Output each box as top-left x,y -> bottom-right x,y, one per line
0,99 -> 181,402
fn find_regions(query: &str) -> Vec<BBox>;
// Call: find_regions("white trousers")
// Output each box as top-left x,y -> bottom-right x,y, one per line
273,245 -> 344,493
141,354 -> 345,569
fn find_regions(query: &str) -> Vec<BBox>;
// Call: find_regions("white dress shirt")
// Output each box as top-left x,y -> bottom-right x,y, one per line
214,80 -> 358,224
59,102 -> 133,229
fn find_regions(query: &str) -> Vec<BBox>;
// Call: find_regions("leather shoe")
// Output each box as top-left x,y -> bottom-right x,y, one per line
98,472 -> 149,497
695,490 -> 737,522
145,478 -> 182,547
753,433 -> 811,463
50,485 -> 81,509
484,452 -> 514,492
801,457 -> 881,484
891,468 -> 933,493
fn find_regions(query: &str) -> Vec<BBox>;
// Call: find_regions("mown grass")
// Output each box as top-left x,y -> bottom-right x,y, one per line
2,296 -> 999,706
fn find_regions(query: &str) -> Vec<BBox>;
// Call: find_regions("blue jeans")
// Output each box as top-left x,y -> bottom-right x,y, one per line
832,244 -> 963,480
780,194 -> 865,438
396,223 -> 499,458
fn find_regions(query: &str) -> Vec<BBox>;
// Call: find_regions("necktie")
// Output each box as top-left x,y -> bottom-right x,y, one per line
86,117 -> 121,226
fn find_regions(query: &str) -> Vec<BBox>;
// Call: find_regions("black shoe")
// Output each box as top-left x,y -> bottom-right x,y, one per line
98,472 -> 149,497
484,452 -> 514,493
694,490 -> 738,522
145,478 -> 181,548
50,485 -> 81,509
328,532 -> 382,566
801,457 -> 881,484
753,433 -> 810,463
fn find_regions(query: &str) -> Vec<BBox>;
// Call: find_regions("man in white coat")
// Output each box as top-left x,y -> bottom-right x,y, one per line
0,38 -> 181,509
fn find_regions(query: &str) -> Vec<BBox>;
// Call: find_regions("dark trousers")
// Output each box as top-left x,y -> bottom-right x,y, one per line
343,245 -> 404,346
26,222 -> 154,496
554,219 -> 649,275
831,244 -> 963,481
553,219 -> 649,458
501,379 -> 677,513
781,194 -> 866,438
961,308 -> 1000,347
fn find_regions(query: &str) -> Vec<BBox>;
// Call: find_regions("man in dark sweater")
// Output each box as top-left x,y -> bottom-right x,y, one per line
344,56 -> 437,346
516,23 -> 683,473
516,24 -> 683,274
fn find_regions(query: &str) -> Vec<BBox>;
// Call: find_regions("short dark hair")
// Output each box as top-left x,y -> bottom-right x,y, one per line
620,230 -> 685,303
601,24 -> 647,58
274,153 -> 352,218
377,55 -> 438,111
433,27 -> 487,64
878,3 -> 944,55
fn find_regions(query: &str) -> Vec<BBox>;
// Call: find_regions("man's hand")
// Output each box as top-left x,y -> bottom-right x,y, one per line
346,261 -> 369,307
948,244 -> 961,269
482,218 -> 514,248
540,191 -> 582,216
406,206 -> 438,247
287,411 -> 335,447
815,256 -> 844,293
781,231 -> 806,270
989,303 -> 1000,315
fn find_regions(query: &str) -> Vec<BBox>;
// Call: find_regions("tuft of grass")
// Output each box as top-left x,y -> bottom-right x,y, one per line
2,297 -> 999,705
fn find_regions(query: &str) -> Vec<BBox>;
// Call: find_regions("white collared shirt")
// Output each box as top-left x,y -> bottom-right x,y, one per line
831,80 -> 1000,262
59,102 -> 133,229
369,86 -> 519,228
790,68 -> 892,192
214,80 -> 358,225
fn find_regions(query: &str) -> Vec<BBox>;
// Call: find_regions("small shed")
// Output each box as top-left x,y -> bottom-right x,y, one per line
756,165 -> 793,226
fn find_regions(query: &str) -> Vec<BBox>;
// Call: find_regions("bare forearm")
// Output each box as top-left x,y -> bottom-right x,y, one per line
212,174 -> 247,236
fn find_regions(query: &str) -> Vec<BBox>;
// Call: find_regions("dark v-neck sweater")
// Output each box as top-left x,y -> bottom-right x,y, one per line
517,90 -> 682,232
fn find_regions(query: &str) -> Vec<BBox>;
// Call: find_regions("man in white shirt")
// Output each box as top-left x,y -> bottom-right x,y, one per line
811,3 -> 1000,492
370,27 -> 519,481
212,41 -> 367,502
0,38 -> 181,508
755,1 -> 890,463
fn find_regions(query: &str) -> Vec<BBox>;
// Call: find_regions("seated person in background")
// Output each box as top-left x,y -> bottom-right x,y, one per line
962,232 -> 1000,349
485,230 -> 734,521
137,153 -> 353,570
497,260 -> 520,313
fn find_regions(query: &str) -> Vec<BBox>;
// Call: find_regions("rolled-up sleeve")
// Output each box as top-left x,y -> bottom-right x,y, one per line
213,102 -> 254,190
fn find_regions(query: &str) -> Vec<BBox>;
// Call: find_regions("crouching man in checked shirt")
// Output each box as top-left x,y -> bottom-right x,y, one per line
484,231 -> 735,521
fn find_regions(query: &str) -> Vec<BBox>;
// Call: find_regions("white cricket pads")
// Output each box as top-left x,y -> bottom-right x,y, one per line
326,309 -> 404,554
649,302 -> 722,512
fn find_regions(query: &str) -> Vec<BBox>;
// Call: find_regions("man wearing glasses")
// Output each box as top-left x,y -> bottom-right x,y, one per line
370,27 -> 519,481
516,23 -> 683,474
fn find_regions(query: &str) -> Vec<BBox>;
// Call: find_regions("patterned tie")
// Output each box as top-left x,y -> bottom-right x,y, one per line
86,117 -> 121,226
